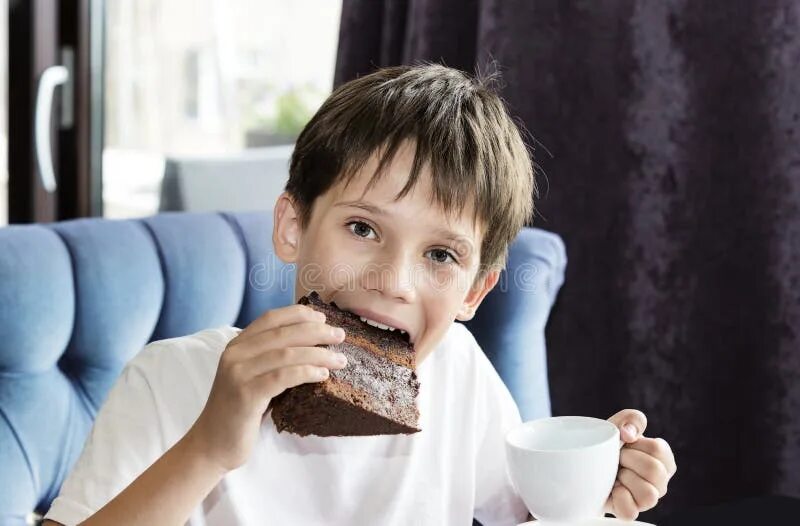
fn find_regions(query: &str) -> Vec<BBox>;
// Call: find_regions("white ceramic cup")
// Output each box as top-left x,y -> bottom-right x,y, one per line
506,416 -> 620,523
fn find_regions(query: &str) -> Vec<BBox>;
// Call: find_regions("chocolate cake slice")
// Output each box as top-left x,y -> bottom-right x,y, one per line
270,291 -> 420,437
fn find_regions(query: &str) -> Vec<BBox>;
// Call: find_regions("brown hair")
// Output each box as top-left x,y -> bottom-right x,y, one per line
286,63 -> 536,272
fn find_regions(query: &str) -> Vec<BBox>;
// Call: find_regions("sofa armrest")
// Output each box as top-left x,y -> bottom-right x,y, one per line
464,227 -> 567,420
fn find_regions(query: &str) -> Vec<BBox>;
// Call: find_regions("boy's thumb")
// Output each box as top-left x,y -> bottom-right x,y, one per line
607,409 -> 648,445
621,423 -> 639,442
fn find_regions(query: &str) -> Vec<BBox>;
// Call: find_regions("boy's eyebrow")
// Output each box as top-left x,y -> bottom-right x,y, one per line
334,200 -> 386,215
436,229 -> 472,242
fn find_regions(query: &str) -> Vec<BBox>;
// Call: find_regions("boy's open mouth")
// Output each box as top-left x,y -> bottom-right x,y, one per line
343,306 -> 414,345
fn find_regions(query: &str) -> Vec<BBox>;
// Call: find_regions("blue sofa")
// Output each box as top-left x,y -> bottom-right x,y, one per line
0,211 -> 566,523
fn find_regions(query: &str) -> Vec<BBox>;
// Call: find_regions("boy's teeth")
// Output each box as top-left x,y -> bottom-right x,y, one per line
359,316 -> 398,332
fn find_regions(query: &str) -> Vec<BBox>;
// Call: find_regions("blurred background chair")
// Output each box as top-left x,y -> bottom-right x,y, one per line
158,147 -> 293,213
0,211 -> 565,522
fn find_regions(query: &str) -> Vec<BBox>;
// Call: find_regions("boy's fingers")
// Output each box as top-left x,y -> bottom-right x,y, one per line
236,304 -> 325,342
620,447 -> 669,495
607,409 -> 648,443
617,467 -> 661,512
243,346 -> 348,378
232,321 -> 345,360
610,483 -> 639,521
626,437 -> 678,477
251,364 -> 332,400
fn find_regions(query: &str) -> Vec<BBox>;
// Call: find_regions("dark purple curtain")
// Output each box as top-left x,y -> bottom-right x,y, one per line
335,0 -> 800,520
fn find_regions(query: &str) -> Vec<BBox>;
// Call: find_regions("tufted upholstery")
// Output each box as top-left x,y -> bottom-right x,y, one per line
0,211 -> 566,522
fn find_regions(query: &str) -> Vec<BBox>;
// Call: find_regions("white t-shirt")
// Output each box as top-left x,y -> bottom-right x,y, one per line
45,322 -> 528,526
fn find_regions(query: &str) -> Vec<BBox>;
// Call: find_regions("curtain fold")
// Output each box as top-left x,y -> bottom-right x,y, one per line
335,0 -> 800,519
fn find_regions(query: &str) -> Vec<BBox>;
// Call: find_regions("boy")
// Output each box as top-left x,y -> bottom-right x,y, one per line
44,64 -> 676,525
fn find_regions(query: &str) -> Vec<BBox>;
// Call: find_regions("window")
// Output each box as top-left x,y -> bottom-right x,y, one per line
103,0 -> 342,218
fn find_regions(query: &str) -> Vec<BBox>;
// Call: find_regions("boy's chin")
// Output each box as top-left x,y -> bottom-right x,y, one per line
414,342 -> 436,363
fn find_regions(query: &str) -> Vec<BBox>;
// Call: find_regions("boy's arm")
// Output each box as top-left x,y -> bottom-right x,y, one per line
45,305 -> 346,525
43,429 -> 224,526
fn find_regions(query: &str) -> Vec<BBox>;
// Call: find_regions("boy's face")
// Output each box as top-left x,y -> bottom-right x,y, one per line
273,142 -> 500,363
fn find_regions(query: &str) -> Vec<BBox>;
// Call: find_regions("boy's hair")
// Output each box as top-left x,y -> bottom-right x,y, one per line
286,63 -> 536,272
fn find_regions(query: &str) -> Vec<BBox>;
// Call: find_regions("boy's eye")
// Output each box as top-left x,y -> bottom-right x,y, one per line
347,221 -> 377,240
426,248 -> 457,265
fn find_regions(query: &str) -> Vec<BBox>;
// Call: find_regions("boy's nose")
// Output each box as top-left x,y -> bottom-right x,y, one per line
360,255 -> 417,303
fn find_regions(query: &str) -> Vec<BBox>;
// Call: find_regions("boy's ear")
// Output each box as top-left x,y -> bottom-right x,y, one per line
273,192 -> 302,264
456,269 -> 501,322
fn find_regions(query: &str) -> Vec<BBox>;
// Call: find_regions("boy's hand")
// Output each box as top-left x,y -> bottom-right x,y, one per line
604,409 -> 677,521
186,304 -> 348,473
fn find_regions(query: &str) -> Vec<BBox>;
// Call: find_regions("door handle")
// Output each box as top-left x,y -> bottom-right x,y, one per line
35,65 -> 69,193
